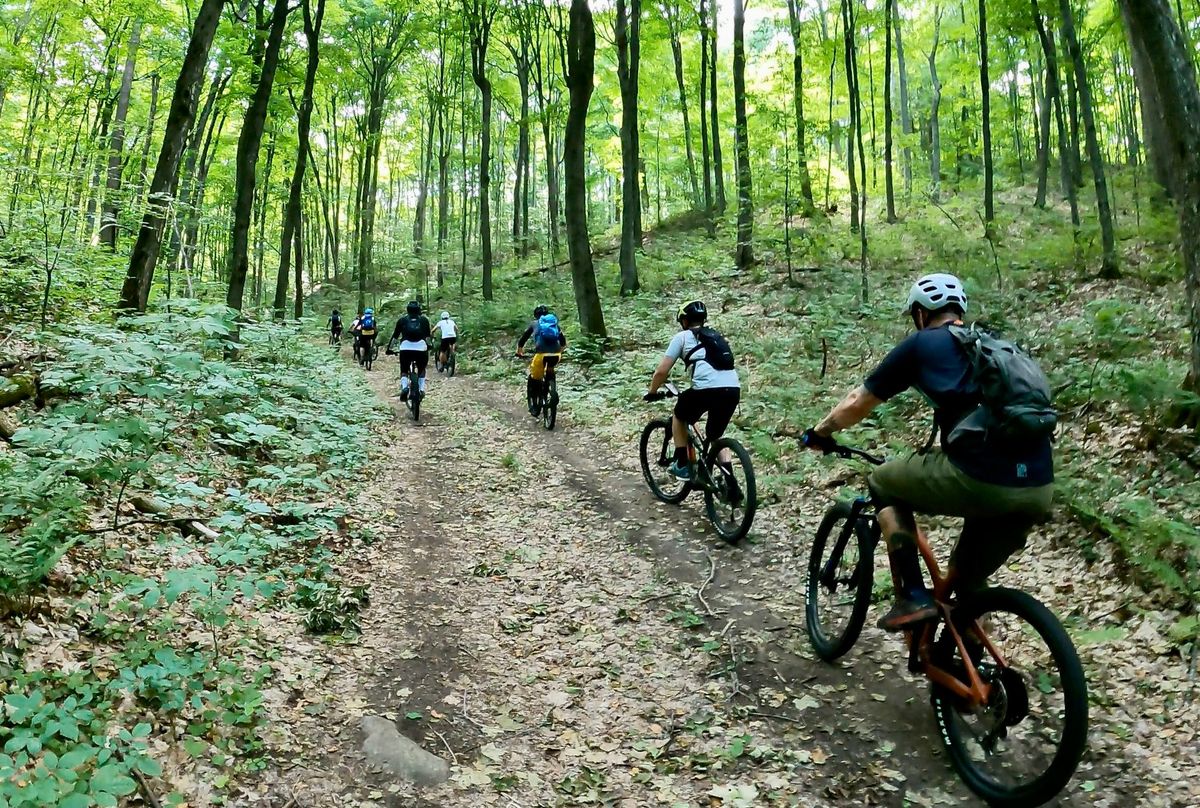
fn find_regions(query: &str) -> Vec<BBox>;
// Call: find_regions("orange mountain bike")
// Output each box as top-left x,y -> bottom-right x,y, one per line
804,437 -> 1088,807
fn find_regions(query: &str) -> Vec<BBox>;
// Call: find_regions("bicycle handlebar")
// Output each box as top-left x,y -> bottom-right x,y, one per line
644,382 -> 680,402
801,429 -> 886,466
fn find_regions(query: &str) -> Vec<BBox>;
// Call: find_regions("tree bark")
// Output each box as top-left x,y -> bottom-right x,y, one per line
1034,48 -> 1053,207
274,0 -> 325,320
226,0 -> 290,313
616,0 -> 641,294
732,0 -> 753,268
1121,2 -> 1172,192
1059,0 -> 1119,278
1033,0 -> 1081,232
101,21 -> 141,250
893,0 -> 913,195
698,0 -> 715,236
118,0 -> 225,313
564,0 -> 607,337
468,0 -> 497,300
929,8 -> 942,201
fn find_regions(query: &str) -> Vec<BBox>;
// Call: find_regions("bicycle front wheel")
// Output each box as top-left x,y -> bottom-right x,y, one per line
702,437 -> 756,543
931,587 -> 1088,807
805,501 -> 874,661
639,419 -> 690,504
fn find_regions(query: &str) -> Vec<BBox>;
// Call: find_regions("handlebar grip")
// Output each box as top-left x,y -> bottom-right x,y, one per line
801,428 -> 838,454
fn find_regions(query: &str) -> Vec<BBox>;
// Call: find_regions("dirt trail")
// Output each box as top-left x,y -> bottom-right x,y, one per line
255,360 -> 1151,808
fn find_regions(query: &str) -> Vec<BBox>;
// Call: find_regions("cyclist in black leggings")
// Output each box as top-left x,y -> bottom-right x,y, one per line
390,301 -> 432,402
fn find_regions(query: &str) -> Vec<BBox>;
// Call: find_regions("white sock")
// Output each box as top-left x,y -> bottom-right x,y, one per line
400,377 -> 410,391
419,377 -> 427,392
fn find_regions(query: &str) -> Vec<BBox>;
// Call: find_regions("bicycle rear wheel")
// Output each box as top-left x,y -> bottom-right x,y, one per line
409,372 -> 421,421
702,438 -> 756,543
805,501 -> 875,661
639,419 -> 690,504
543,377 -> 557,430
447,352 -> 456,377
931,587 -> 1088,807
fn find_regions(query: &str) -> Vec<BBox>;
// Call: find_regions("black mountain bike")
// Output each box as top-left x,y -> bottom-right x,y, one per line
640,383 -> 757,543
329,329 -> 342,349
405,365 -> 422,421
802,434 -> 1088,807
436,340 -> 456,377
522,354 -> 560,431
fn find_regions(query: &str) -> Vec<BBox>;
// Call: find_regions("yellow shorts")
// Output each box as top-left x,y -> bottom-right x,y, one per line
529,352 -> 562,382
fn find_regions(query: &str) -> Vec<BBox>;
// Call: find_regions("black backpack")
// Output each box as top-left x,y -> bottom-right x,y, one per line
400,315 -> 426,342
684,326 -> 735,372
946,324 -> 1057,446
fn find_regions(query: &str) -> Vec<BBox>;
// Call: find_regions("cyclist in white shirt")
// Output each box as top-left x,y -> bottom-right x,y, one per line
645,300 -> 741,481
433,311 -> 457,372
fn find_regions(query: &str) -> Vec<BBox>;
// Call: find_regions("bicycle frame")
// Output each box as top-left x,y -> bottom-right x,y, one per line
821,494 -> 1001,710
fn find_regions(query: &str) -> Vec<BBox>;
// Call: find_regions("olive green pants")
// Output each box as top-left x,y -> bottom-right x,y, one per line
868,450 -> 1054,590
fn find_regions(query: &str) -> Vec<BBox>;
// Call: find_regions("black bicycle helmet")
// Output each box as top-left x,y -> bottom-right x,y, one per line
407,300 -> 421,315
678,300 -> 708,326
533,305 -> 550,318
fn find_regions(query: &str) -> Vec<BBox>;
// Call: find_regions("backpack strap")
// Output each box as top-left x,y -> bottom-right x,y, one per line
682,328 -> 705,369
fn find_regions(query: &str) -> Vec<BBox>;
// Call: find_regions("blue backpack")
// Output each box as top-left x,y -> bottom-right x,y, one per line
534,314 -> 561,351
361,312 -> 376,331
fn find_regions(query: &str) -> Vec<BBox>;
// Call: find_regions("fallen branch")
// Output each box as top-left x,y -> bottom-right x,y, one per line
79,516 -> 218,540
431,729 -> 458,765
696,552 -> 721,617
746,711 -> 805,725
131,768 -> 162,808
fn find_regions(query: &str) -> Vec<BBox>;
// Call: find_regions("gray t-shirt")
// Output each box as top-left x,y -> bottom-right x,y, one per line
665,330 -> 741,390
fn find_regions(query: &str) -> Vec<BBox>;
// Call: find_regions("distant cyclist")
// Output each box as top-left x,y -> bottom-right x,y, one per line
390,301 -> 432,401
802,273 -> 1055,632
644,300 -> 741,487
356,308 -> 379,367
517,305 -> 566,412
433,310 -> 458,372
328,309 -> 343,344
349,311 -> 363,361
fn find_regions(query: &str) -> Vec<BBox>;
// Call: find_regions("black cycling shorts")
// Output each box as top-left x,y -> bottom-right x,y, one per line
399,349 -> 429,376
674,387 -> 740,441
439,337 -> 457,349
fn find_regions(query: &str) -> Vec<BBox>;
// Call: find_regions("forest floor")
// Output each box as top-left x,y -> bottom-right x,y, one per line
246,349 -> 1199,808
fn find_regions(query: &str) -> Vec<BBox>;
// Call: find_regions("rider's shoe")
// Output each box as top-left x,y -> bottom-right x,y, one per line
719,465 -> 744,506
669,460 -> 693,481
877,590 -> 937,632
400,388 -> 409,402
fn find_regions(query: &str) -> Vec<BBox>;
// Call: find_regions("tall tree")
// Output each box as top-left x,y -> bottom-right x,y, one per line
732,0 -> 753,268
466,0 -> 499,300
563,0 -> 606,337
892,0 -> 913,195
1117,0 -> 1200,394
274,0 -> 327,320
785,0 -> 816,215
883,0 -> 897,222
664,0 -> 701,209
1059,0 -> 1119,278
709,0 -> 726,215
616,0 -> 641,294
929,5 -> 942,201
100,20 -> 141,250
226,0 -> 292,314
698,0 -> 715,236
117,0 -> 225,312
979,0 -> 995,225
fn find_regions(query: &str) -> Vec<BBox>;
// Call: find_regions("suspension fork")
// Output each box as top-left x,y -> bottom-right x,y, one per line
819,497 -> 877,589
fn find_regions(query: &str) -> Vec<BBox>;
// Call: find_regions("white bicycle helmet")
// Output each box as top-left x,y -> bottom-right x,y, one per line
905,273 -> 968,313
440,310 -> 450,320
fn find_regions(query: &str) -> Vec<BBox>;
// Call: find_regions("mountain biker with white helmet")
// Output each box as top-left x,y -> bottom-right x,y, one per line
803,273 -> 1054,632
389,301 -> 432,402
432,310 -> 458,372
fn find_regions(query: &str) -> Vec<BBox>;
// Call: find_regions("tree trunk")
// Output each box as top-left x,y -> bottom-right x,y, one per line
786,0 -> 817,214
226,0 -> 290,313
732,0 -> 753,268
666,2 -> 701,209
1033,0 -> 1081,233
1121,2 -> 1172,192
564,0 -> 607,337
698,0 -> 715,236
468,0 -> 497,300
1116,0 -> 1200,394
137,73 -> 160,203
616,0 -> 641,295
709,0 -> 726,215
1034,48 -> 1053,207
979,0 -> 995,225
929,8 -> 942,201
1059,0 -> 1119,278
893,0 -> 913,195
1062,29 -> 1083,188
101,21 -> 141,250
274,0 -> 325,320
118,0 -> 225,313
884,0 -> 897,222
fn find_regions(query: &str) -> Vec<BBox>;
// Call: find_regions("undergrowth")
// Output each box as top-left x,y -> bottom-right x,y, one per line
0,303 -> 383,806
